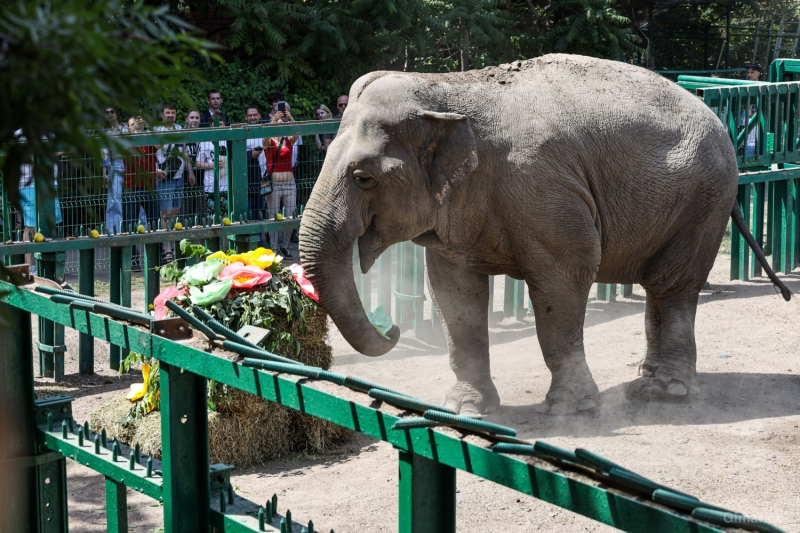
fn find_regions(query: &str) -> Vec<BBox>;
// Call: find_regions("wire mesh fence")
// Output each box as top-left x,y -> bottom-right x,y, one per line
1,122 -> 334,276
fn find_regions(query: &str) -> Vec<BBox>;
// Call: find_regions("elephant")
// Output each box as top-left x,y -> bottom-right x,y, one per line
299,54 -> 790,416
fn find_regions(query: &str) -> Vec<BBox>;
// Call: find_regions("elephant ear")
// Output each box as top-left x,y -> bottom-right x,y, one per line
418,110 -> 478,205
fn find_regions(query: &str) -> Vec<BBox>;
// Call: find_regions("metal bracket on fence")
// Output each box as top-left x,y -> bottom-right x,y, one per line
1,263 -> 33,285
209,463 -> 235,493
235,325 -> 270,347
36,342 -> 67,354
34,395 -> 74,426
150,317 -> 193,341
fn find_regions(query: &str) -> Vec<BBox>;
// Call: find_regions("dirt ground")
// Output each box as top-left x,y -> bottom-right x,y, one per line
34,250 -> 800,533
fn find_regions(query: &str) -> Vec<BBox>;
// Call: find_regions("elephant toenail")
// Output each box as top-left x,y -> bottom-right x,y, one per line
578,398 -> 598,411
666,381 -> 688,396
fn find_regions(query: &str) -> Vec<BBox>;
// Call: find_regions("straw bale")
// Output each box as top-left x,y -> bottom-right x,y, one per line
88,303 -> 349,467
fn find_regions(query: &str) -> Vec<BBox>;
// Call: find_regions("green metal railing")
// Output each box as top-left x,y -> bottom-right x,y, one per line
0,282 -> 787,533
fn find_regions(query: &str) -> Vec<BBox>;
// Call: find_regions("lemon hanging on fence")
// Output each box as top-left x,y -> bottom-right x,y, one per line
33,232 -> 44,242
275,213 -> 284,221
90,229 -> 100,238
222,217 -> 231,226
137,224 -> 146,234
173,222 -> 183,231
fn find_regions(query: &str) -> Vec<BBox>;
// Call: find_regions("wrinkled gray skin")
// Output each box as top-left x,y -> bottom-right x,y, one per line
299,54 -> 739,416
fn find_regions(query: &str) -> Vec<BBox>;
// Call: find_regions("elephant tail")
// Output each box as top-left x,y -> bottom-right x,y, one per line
730,200 -> 791,301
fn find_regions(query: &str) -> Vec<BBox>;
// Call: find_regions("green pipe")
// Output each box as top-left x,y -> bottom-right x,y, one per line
652,489 -> 729,514
35,286 -> 111,304
423,409 -> 516,437
677,75 -> 767,86
343,375 -> 411,398
391,418 -> 440,430
241,358 -> 322,379
220,340 -> 300,366
368,388 -> 455,414
50,294 -> 153,326
191,305 -> 262,349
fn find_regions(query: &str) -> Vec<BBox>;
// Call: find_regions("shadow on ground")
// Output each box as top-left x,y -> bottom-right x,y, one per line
488,372 -> 800,439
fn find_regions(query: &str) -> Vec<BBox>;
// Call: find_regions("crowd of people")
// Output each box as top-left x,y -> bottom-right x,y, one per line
14,90 -> 349,269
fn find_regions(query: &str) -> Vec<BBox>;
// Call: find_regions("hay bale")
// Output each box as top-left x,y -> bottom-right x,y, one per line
89,303 -> 349,467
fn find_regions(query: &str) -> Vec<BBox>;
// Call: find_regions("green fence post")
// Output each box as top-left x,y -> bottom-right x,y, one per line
595,284 -> 616,302
794,179 -> 800,269
105,477 -> 128,533
213,141 -> 221,224
412,244 -> 425,335
771,179 -> 785,271
228,140 -> 248,223
503,276 -> 514,317
143,243 -> 160,314
733,184 -> 751,280
35,252 -> 66,380
764,181 -> 774,256
230,234 -> 259,254
109,247 -> 122,370
0,302 -> 39,533
514,280 -> 525,320
78,248 -> 95,374
377,248 -> 393,316
160,362 -> 209,533
398,451 -> 456,533
781,178 -> 796,274
751,182 -> 765,278
488,276 -> 494,315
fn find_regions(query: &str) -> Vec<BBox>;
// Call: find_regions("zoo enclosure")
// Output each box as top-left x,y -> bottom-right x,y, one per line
0,279 -> 787,533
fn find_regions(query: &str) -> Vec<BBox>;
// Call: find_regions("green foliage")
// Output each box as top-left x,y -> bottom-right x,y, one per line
545,0 -> 640,59
0,0 -> 217,217
179,239 -> 208,260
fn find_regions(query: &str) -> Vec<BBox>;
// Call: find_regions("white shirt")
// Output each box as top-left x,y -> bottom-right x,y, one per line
197,141 -> 228,193
246,137 -> 267,176
292,136 -> 302,168
153,124 -> 185,180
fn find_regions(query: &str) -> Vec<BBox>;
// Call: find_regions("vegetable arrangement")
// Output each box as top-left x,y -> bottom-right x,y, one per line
122,240 -> 319,423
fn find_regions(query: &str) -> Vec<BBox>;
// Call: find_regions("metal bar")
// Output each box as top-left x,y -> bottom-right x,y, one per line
213,142 -> 221,224
160,362 -> 210,533
143,243 -> 160,314
503,275 -> 514,317
731,185 -> 745,280
752,181 -> 765,277
412,244 -> 425,334
229,140 -> 248,223
37,454 -> 68,533
38,429 -> 162,500
772,179 -> 785,270
0,220 -> 300,255
78,248 -> 95,374
109,247 -> 122,370
105,477 -> 129,533
0,302 -> 38,533
378,248 -> 393,317
398,451 -> 456,533
515,279 -> 525,320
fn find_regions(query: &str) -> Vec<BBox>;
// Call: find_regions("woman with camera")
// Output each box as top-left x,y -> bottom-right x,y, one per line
262,103 -> 299,259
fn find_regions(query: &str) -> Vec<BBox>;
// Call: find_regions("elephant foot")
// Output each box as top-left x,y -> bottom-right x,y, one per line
535,378 -> 601,416
443,380 -> 500,417
636,363 -> 700,398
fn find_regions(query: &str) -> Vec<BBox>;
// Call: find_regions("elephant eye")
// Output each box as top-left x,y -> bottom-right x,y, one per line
353,170 -> 378,190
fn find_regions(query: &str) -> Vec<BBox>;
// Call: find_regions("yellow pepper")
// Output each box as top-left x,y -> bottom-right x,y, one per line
244,247 -> 275,269
127,362 -> 151,402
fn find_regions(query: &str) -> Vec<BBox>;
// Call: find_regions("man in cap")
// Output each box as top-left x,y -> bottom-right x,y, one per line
745,63 -> 762,82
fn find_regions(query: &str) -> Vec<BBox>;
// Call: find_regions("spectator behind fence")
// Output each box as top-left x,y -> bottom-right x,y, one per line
154,103 -> 193,261
263,107 -> 298,259
314,104 -> 334,155
124,116 -> 161,270
267,94 -> 303,245
196,113 -> 229,219
245,105 -> 267,220
331,95 -> 348,141
102,106 -> 128,235
200,90 -> 230,128
182,109 -> 205,221
745,63 -> 762,82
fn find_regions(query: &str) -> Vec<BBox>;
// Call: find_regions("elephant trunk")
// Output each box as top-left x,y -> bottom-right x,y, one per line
299,196 -> 400,357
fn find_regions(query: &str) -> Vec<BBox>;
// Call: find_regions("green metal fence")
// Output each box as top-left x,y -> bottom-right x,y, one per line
0,280 -> 787,533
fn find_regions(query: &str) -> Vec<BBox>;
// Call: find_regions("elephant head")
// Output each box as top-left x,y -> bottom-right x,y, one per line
299,72 -> 479,356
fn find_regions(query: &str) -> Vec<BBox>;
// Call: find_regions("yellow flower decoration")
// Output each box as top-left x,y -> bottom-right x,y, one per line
127,362 -> 151,402
243,247 -> 275,269
206,250 -> 231,263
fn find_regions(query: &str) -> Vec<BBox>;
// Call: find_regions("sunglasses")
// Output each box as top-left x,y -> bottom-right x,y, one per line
337,103 -> 347,108
105,110 -> 116,115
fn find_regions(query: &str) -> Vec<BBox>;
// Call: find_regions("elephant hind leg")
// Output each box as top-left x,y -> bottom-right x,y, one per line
638,286 -> 702,397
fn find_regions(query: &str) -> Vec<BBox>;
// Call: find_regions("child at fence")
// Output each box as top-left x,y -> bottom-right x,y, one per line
195,114 -> 229,221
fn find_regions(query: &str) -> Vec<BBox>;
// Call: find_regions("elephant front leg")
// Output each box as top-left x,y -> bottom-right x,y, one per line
426,250 -> 499,417
529,276 -> 600,415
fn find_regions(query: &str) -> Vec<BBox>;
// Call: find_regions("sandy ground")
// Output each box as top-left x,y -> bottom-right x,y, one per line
33,250 -> 800,533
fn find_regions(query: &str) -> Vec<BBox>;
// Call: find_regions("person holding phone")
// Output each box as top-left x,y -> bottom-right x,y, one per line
263,104 -> 298,258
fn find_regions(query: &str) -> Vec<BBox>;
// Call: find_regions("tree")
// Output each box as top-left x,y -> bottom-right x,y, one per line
0,0 -> 216,231
544,0 -> 641,59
